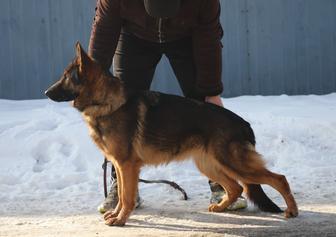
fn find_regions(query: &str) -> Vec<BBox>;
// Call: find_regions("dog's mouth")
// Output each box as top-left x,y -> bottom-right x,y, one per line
46,91 -> 78,102
45,84 -> 79,102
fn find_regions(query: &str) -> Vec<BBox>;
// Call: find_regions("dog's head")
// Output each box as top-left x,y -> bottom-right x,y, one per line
46,42 -> 125,113
45,42 -> 99,107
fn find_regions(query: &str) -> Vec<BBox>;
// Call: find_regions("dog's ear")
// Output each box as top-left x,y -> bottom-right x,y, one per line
75,42 -> 91,71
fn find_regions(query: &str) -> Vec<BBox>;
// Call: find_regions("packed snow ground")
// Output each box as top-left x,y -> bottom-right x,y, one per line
0,94 -> 336,236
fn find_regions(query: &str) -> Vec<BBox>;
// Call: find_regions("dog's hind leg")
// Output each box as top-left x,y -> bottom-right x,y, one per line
226,142 -> 298,217
241,169 -> 298,218
194,157 -> 243,212
208,173 -> 243,212
105,159 -> 141,226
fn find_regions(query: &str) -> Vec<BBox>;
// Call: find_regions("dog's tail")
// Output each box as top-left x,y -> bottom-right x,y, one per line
245,184 -> 282,213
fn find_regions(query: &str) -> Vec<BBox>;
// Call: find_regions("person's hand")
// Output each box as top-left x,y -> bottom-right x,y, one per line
205,95 -> 224,107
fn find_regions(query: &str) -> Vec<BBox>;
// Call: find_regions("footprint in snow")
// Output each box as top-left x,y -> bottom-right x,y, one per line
0,121 -> 28,136
14,120 -> 59,139
31,139 -> 75,173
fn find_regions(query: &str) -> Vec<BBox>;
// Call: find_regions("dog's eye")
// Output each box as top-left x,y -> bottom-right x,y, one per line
70,68 -> 81,85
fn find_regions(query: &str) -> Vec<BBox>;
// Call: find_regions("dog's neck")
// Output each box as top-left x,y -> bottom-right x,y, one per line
80,76 -> 127,119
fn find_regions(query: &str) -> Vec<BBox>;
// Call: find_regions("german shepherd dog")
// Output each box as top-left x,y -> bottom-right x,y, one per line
45,43 -> 298,226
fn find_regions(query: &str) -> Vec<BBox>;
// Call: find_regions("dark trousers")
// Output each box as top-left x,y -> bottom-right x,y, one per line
110,32 -> 223,193
114,32 -> 202,100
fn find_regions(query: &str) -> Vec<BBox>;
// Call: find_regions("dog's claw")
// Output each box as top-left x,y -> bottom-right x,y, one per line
104,210 -> 119,220
208,204 -> 224,212
105,217 -> 126,226
285,208 -> 299,218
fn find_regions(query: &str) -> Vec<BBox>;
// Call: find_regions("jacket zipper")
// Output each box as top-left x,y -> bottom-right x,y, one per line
158,18 -> 163,43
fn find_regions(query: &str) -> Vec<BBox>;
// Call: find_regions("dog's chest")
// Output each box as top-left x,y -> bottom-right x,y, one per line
84,116 -> 109,153
84,116 -> 123,157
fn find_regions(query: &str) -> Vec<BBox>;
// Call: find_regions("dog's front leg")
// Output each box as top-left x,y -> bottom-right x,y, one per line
105,160 -> 141,226
104,165 -> 123,221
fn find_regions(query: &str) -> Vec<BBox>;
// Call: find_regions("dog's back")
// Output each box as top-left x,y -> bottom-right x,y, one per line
108,89 -> 255,166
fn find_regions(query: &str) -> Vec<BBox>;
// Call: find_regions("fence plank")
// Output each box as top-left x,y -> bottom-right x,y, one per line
0,0 -> 335,99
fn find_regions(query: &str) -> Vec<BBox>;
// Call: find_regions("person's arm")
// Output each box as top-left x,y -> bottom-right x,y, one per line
192,0 -> 223,102
205,95 -> 223,107
89,0 -> 122,70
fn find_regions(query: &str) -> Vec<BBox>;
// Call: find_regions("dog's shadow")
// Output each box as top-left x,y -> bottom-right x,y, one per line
126,206 -> 336,236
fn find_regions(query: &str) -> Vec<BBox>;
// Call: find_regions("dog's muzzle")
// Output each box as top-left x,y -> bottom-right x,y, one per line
45,81 -> 78,102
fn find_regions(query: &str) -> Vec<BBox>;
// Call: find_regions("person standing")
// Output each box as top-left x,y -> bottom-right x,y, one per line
88,0 -> 247,213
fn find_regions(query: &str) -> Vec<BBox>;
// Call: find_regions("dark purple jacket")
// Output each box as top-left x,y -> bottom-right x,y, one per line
89,0 -> 223,97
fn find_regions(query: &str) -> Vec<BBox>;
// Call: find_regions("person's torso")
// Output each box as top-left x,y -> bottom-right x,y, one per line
120,0 -> 203,43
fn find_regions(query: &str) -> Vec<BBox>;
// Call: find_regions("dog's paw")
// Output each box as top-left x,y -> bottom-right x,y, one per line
105,217 -> 126,226
208,204 -> 224,212
285,207 -> 299,218
103,210 -> 119,220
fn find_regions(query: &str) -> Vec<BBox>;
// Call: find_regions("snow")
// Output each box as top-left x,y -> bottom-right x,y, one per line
0,94 -> 336,216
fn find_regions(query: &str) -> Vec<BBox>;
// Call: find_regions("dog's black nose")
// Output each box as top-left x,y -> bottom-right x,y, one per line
45,87 -> 60,101
45,89 -> 51,98
45,81 -> 59,100
45,81 -> 65,101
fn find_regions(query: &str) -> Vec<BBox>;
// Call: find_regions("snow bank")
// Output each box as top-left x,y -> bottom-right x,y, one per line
0,94 -> 335,215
